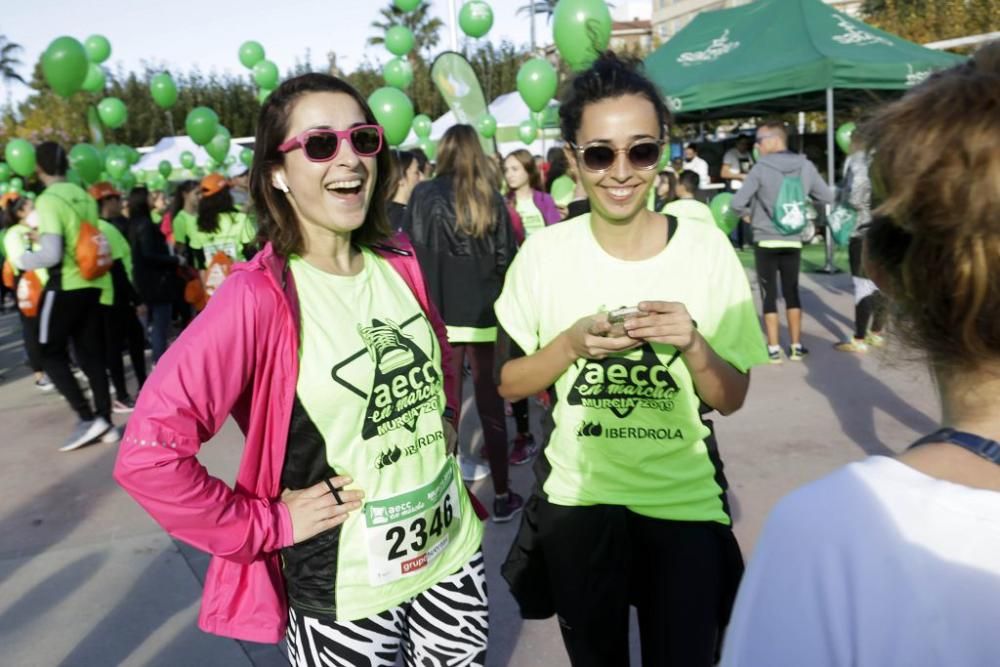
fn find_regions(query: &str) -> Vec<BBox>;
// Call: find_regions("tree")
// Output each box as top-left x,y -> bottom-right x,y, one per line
0,35 -> 26,87
861,0 -> 999,46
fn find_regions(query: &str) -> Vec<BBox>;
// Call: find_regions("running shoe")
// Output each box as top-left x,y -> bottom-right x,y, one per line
59,417 -> 112,452
113,397 -> 136,414
834,338 -> 868,353
788,344 -> 809,361
101,426 -> 122,443
34,376 -> 55,391
510,433 -> 539,466
460,455 -> 491,482
492,491 -> 525,524
767,347 -> 783,364
865,332 -> 886,348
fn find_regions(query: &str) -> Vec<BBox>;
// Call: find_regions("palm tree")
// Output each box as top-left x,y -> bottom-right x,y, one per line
368,2 -> 445,59
0,35 -> 26,88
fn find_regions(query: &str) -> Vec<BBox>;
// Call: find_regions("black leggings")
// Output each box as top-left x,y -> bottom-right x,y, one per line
39,288 -> 110,421
19,311 -> 44,373
103,304 -> 148,399
448,342 -> 509,495
754,246 -> 801,314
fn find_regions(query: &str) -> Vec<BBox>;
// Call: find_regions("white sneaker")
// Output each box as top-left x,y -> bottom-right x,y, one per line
59,416 -> 111,452
101,426 -> 122,443
459,455 -> 491,482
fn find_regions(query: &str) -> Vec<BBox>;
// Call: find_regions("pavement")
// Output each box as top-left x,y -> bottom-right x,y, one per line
0,264 -> 939,667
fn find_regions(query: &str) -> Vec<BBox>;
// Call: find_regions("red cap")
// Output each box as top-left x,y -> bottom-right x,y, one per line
88,182 -> 122,201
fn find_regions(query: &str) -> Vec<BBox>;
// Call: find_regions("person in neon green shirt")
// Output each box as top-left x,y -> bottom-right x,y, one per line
18,142 -> 116,451
503,149 -> 562,240
495,53 -> 768,666
167,180 -> 200,250
2,193 -> 51,389
188,173 -> 257,269
663,169 -> 717,227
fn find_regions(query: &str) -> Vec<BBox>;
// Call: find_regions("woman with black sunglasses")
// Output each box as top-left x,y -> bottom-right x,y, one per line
114,73 -> 487,666
496,51 -> 767,666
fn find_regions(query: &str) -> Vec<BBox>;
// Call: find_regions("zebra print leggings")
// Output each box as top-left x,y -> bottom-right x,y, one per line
285,552 -> 488,667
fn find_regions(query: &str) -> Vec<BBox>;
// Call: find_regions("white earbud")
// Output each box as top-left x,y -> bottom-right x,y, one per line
274,174 -> 290,193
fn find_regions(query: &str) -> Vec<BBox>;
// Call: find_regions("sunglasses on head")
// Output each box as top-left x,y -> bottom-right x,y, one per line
569,139 -> 665,173
278,125 -> 384,162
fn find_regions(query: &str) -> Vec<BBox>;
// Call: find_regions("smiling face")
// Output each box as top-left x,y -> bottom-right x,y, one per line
503,155 -> 530,192
272,91 -> 378,248
569,94 -> 662,226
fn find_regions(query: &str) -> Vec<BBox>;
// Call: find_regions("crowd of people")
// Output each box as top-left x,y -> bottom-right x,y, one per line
2,40 -> 998,667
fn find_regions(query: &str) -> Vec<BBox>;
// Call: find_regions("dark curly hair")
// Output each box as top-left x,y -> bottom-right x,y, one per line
558,51 -> 671,146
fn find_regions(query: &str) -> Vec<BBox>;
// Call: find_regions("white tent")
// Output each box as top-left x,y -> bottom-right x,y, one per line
135,135 -> 251,173
402,91 -> 561,158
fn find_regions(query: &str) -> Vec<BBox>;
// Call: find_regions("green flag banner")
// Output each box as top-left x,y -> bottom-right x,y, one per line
430,51 -> 493,155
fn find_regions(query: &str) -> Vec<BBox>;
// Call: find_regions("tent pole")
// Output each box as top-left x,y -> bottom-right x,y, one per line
819,87 -> 839,274
448,0 -> 459,52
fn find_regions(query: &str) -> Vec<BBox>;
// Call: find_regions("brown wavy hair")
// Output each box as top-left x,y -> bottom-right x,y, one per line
435,124 -> 496,238
503,149 -> 543,195
249,73 -> 392,256
863,41 -> 1000,372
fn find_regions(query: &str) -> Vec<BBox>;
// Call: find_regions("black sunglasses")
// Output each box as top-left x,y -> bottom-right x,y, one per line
569,139 -> 664,173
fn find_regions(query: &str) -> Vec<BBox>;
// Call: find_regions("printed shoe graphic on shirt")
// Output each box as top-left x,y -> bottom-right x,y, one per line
358,319 -> 416,374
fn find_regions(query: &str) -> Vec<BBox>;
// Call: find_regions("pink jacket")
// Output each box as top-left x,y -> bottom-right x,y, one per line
113,236 -> 459,644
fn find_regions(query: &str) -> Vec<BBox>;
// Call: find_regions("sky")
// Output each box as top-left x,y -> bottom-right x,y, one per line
1,0 -> 645,106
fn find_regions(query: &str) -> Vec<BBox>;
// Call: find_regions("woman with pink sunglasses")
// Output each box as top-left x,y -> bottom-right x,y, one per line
114,73 -> 487,666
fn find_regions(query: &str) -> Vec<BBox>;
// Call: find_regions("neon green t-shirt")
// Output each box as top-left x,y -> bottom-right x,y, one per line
185,211 -> 255,261
97,219 -> 133,305
515,193 -> 546,238
495,215 -> 768,524
35,181 -> 112,304
663,198 -> 717,228
3,223 -> 49,286
171,210 -> 197,245
550,175 -> 576,209
287,250 -> 482,621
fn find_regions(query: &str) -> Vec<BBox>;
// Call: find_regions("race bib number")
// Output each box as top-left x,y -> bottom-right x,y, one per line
203,241 -> 238,260
363,462 -> 461,587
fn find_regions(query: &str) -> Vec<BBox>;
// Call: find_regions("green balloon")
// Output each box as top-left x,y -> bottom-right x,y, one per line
97,97 -> 127,129
149,175 -> 167,191
225,155 -> 237,167
106,153 -> 129,180
127,147 -> 142,166
81,63 -> 106,93
836,122 -> 856,154
517,58 -> 558,113
25,191 -> 36,200
119,171 -> 137,192
383,57 -> 413,89
5,139 -> 36,177
150,72 -> 178,109
552,0 -> 613,71
518,119 -> 538,145
753,146 -> 760,161
257,87 -> 274,104
459,1 -> 493,38
476,114 -> 497,139
134,170 -> 147,184
385,26 -> 415,57
417,138 -> 436,161
412,114 -> 432,139
394,0 -> 421,10
69,144 -> 102,183
9,177 -> 23,192
158,160 -> 173,178
0,163 -> 11,182
186,107 -> 219,146
368,87 -> 414,147
239,40 -> 266,69
253,60 -> 279,90
42,36 -> 89,98
710,193 -> 740,234
84,35 -> 112,64
206,126 -> 232,164
240,148 -> 254,167
192,167 -> 206,178
180,150 -> 196,169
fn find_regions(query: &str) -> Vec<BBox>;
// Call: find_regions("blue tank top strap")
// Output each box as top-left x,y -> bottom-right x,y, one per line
909,427 -> 1000,466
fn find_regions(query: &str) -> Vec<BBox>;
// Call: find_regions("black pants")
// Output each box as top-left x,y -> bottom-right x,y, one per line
103,303 -> 148,399
754,245 -> 801,314
537,500 -> 743,667
19,311 -> 43,373
39,288 -> 111,421
847,237 -> 887,339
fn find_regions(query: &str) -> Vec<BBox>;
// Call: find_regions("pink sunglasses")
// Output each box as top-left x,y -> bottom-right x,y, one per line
278,125 -> 384,162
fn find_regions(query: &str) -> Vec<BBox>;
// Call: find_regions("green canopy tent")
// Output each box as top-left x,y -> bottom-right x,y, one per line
644,0 -> 963,268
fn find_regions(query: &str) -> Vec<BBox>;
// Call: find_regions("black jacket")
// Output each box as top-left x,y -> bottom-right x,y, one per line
130,216 -> 180,304
403,175 -> 517,331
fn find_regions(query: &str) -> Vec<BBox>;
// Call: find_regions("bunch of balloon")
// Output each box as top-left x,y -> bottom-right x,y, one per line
42,34 -> 123,147
238,41 -> 276,102
412,114 -> 436,160
552,0 -> 612,72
